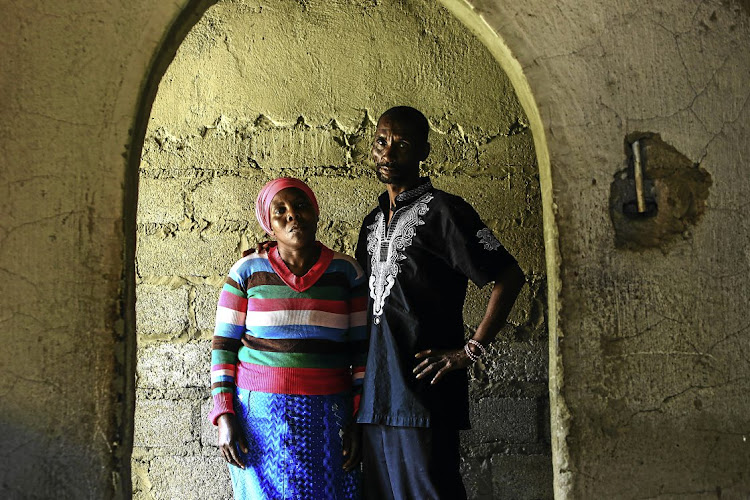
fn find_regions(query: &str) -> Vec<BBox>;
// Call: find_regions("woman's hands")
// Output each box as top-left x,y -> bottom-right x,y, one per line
217,413 -> 248,469
342,422 -> 362,471
218,410 -> 361,471
413,348 -> 472,385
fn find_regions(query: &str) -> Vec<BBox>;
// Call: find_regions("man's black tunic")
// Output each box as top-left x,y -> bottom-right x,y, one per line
355,178 -> 517,429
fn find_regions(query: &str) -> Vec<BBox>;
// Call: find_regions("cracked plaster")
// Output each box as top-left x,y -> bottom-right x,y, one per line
1,0 -> 749,498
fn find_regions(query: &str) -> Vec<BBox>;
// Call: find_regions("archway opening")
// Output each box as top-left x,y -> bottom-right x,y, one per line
127,1 -> 556,498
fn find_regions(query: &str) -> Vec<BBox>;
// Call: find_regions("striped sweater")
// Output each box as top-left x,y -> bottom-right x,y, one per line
209,243 -> 368,425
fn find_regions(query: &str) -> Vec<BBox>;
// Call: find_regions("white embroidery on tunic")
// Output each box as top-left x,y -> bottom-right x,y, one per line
367,193 -> 434,324
477,227 -> 501,251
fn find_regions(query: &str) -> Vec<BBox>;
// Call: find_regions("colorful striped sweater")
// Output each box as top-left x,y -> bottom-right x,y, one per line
209,243 -> 368,425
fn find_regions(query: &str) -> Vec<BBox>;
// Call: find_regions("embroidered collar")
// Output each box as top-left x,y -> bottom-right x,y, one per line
378,177 -> 433,214
267,242 -> 334,293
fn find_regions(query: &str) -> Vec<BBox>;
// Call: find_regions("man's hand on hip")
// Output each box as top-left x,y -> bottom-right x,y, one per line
413,348 -> 472,385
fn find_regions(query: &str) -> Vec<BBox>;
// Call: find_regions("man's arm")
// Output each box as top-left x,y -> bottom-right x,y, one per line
413,261 -> 525,385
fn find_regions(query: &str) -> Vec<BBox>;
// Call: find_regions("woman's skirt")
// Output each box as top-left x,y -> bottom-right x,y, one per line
228,388 -> 361,500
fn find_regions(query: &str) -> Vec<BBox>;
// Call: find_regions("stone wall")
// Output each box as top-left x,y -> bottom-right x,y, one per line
131,1 -> 547,498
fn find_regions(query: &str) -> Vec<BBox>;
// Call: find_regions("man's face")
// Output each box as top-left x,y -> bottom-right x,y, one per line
371,114 -> 428,186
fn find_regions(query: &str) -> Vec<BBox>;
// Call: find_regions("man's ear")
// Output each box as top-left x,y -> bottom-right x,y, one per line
419,142 -> 431,162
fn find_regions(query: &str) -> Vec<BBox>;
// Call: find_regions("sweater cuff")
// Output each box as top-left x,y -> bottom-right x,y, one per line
208,393 -> 235,426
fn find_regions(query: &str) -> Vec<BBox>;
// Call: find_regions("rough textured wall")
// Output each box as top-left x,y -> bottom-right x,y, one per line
464,0 -> 750,497
0,1 -> 191,497
2,0 -> 749,498
132,1 -> 547,499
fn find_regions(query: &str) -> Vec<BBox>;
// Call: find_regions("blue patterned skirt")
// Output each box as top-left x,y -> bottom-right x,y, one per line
228,388 -> 361,500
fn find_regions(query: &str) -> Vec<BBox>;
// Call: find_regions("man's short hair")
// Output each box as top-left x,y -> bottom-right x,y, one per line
381,106 -> 429,145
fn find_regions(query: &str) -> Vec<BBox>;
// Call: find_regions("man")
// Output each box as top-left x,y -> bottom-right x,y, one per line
354,106 -> 525,499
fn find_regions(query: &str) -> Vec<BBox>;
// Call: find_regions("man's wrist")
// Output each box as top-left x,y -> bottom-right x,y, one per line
464,339 -> 487,363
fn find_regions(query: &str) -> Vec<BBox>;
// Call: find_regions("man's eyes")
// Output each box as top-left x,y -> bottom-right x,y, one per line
374,138 -> 410,148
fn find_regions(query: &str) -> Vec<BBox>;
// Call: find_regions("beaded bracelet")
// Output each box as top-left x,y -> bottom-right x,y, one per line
464,344 -> 480,362
464,339 -> 487,363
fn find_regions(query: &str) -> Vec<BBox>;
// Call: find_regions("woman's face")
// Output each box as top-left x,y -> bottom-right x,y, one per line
269,187 -> 318,250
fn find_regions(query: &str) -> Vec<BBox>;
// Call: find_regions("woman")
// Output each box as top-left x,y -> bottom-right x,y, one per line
208,177 -> 367,499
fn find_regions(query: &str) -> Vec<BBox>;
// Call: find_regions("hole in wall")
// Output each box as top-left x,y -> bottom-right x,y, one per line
609,132 -> 712,251
130,0 -> 551,497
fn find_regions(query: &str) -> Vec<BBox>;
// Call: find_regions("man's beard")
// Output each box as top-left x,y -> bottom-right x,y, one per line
376,170 -> 396,184
374,163 -> 402,184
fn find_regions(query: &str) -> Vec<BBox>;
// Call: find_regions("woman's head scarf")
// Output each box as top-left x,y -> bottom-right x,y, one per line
255,177 -> 319,235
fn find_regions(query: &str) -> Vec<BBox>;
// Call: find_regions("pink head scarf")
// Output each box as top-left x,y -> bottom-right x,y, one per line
255,177 -> 319,235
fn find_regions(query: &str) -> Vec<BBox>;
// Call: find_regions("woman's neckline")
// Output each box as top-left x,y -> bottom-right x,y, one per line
267,242 -> 334,293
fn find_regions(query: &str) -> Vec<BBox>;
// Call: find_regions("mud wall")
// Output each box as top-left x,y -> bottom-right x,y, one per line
0,0 -> 748,498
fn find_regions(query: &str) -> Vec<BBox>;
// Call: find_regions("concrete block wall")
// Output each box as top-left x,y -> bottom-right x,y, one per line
133,1 -> 548,498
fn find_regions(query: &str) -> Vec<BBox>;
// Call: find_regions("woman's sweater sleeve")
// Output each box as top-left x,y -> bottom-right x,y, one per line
208,262 -> 248,425
348,261 -> 368,416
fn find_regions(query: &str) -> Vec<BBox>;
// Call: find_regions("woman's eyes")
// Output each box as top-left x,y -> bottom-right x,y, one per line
273,202 -> 309,214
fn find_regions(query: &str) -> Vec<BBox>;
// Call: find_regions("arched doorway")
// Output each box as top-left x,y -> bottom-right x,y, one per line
435,2 -> 563,496
126,1 -> 558,498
